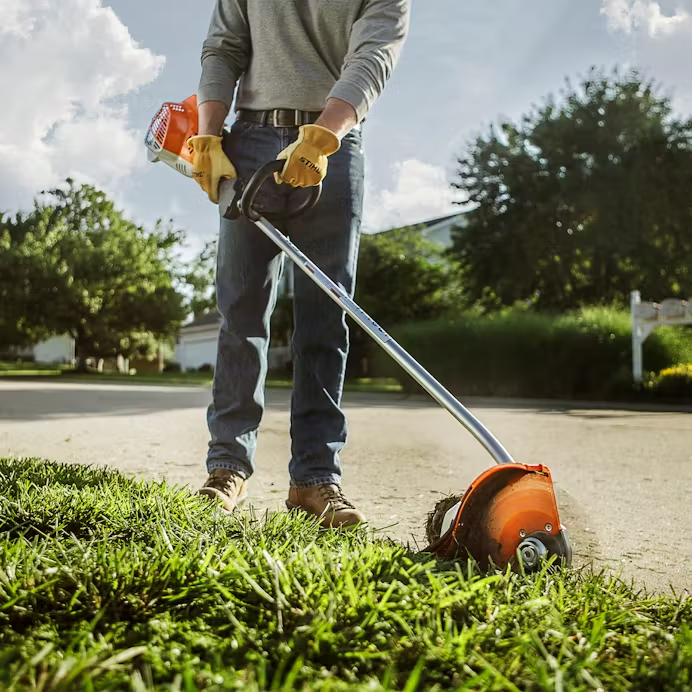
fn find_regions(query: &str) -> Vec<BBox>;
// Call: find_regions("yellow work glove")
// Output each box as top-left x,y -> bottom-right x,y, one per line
187,135 -> 237,204
275,124 -> 340,188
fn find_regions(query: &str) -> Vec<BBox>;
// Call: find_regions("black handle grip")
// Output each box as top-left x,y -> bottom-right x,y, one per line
238,160 -> 322,222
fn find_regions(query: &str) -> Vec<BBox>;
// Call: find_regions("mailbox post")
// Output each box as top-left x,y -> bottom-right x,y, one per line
630,290 -> 692,383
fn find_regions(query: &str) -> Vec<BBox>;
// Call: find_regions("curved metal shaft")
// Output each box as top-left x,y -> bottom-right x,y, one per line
253,215 -> 517,466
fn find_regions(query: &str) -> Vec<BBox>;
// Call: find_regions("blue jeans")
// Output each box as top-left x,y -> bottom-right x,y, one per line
206,119 -> 365,488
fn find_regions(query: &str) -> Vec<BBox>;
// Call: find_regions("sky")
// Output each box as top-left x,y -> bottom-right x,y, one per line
1,0 -> 692,259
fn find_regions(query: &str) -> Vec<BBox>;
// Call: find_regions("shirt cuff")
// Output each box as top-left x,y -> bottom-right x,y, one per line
328,81 -> 372,124
198,85 -> 234,109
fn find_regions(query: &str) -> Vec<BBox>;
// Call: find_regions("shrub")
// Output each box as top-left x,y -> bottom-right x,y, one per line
0,354 -> 35,364
372,307 -> 692,401
163,360 -> 182,373
646,363 -> 692,400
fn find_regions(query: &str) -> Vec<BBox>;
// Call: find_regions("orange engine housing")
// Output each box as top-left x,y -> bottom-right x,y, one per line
145,95 -> 199,177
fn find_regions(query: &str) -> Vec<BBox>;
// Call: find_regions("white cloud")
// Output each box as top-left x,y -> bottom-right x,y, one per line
599,0 -> 692,114
0,0 -> 165,212
601,0 -> 691,36
363,159 -> 459,233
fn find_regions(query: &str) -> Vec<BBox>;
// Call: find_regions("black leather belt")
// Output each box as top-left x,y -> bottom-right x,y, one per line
236,108 -> 323,127
236,108 -> 361,130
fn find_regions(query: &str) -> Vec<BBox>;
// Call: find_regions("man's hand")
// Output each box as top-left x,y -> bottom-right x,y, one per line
275,124 -> 341,188
187,135 -> 237,204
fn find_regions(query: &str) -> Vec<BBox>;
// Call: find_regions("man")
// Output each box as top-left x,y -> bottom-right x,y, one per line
187,0 -> 410,528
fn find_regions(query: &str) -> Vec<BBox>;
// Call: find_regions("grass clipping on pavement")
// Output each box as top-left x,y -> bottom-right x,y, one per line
0,459 -> 690,691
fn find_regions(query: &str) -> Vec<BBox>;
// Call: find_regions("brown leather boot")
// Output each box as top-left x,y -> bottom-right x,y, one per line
286,484 -> 365,528
199,469 -> 248,514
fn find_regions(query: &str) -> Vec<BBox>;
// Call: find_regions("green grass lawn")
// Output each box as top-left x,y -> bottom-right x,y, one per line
0,361 -> 68,376
0,362 -> 213,384
0,362 -> 62,371
0,458 -> 689,691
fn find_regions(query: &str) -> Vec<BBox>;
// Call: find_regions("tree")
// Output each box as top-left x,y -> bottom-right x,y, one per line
0,180 -> 187,366
355,226 -> 462,326
449,67 -> 692,312
183,239 -> 218,319
0,213 -> 56,351
348,226 -> 463,377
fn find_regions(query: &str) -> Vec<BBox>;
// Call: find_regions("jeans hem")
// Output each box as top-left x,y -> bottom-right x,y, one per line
207,460 -> 252,479
290,474 -> 341,489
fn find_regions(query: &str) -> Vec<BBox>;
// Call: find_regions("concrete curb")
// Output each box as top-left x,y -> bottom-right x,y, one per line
343,390 -> 692,414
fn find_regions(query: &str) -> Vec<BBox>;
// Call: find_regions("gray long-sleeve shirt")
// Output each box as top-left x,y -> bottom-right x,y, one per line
198,0 -> 410,123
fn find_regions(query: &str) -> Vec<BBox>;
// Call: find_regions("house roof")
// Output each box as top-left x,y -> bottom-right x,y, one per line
181,311 -> 222,331
416,212 -> 464,230
378,211 -> 466,235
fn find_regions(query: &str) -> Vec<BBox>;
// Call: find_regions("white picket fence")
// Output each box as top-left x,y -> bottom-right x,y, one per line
630,290 -> 692,382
